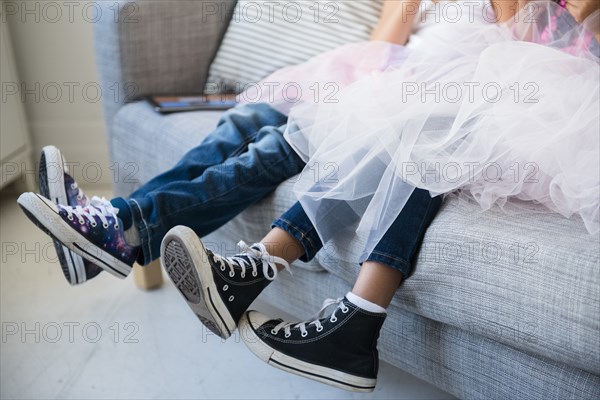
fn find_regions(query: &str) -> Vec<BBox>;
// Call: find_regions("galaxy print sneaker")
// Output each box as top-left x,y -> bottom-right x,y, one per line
39,145 -> 104,285
17,193 -> 137,279
161,226 -> 291,339
239,297 -> 386,392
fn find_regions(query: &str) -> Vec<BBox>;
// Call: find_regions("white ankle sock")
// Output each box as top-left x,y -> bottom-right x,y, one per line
346,292 -> 387,314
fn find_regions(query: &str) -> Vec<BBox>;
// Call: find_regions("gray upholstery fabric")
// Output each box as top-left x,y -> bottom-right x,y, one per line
111,101 -> 224,197
208,181 -> 600,375
95,5 -> 600,398
247,264 -> 600,399
318,196 -> 600,375
94,0 -> 236,162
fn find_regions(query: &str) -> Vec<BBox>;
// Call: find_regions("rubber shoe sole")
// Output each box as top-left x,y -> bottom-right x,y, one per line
239,311 -> 377,393
17,193 -> 131,279
161,226 -> 237,339
39,145 -> 87,285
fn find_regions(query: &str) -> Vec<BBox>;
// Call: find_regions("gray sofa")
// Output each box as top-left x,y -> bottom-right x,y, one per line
94,1 -> 599,398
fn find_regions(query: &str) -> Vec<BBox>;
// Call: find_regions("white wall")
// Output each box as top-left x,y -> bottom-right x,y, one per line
5,1 -> 111,185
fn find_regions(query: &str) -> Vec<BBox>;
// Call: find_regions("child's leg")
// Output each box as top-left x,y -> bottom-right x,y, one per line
352,261 -> 403,309
159,201 -> 317,338
119,120 -> 304,266
122,103 -> 289,197
235,189 -> 442,392
353,187 -> 443,307
253,189 -> 433,309
260,228 -> 405,309
260,190 -> 430,308
111,103 -> 299,265
18,103 -> 304,282
260,227 -> 305,267
261,220 -> 402,309
159,184 -> 436,335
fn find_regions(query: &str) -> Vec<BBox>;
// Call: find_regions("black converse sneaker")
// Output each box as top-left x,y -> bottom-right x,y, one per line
160,225 -> 291,339
17,193 -> 137,279
239,297 -> 386,392
39,145 -> 104,285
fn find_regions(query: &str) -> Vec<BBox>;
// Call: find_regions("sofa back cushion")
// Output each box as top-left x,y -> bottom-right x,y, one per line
206,0 -> 383,93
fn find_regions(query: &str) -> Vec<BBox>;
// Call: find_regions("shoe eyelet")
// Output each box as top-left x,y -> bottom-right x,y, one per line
330,316 -> 338,323
220,265 -> 226,272
270,329 -> 277,335
301,331 -> 308,338
114,224 -> 119,230
284,332 -> 291,338
67,215 -> 74,221
228,295 -> 234,302
90,221 -> 97,227
102,222 -> 109,229
78,219 -> 85,225
342,307 -> 349,314
252,271 -> 258,277
76,195 -> 83,201
229,271 -> 235,278
70,184 -> 76,190
316,326 -> 324,332
223,285 -> 228,291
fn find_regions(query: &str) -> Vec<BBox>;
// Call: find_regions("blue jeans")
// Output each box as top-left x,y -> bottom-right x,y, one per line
111,103 -> 305,265
272,189 -> 442,279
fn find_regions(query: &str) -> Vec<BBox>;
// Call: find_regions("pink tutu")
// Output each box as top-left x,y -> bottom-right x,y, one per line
257,1 -> 599,262
239,41 -> 409,115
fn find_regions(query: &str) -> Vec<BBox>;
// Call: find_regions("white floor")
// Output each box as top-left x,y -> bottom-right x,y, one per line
1,188 -> 455,400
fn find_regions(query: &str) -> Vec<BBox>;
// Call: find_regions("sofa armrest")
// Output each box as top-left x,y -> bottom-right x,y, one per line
94,0 -> 235,158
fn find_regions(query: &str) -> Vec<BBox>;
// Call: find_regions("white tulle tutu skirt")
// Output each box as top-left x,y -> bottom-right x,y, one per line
252,1 -> 600,261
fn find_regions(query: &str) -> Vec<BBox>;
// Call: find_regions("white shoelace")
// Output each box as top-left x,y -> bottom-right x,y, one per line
61,196 -> 119,229
271,297 -> 350,338
212,241 -> 291,281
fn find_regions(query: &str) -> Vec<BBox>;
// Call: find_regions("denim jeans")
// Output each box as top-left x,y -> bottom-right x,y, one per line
272,189 -> 442,279
111,103 -> 305,265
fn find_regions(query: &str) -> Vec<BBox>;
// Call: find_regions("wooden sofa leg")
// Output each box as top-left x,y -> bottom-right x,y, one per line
133,259 -> 163,290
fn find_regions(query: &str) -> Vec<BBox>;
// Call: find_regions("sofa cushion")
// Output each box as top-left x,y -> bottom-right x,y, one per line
316,195 -> 600,376
206,0 -> 383,92
254,265 -> 600,400
111,101 -> 223,196
218,187 -> 600,375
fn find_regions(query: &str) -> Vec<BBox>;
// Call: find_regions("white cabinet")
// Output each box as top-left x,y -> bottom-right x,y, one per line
1,14 -> 32,190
